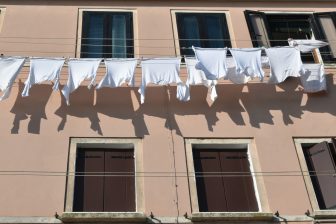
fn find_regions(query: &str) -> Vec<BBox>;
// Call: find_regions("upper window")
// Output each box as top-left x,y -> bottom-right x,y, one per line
175,12 -> 232,57
245,11 -> 336,63
295,138 -> 336,214
185,139 -> 270,217
80,11 -> 134,58
64,138 -> 144,214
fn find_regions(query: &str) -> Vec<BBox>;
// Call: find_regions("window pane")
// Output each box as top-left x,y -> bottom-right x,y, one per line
317,15 -> 336,58
81,13 -> 104,58
176,13 -> 231,57
81,12 -> 133,58
303,142 -> 336,209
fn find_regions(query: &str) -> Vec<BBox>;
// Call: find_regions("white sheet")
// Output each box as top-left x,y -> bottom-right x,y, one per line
300,64 -> 326,93
288,39 -> 329,53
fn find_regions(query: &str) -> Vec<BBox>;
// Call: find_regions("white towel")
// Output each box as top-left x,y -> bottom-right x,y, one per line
184,57 -> 218,101
288,39 -> 329,53
229,48 -> 264,81
0,57 -> 25,101
96,59 -> 137,89
138,58 -> 183,104
300,64 -> 326,93
61,58 -> 102,105
265,47 -> 304,84
193,47 -> 228,80
22,58 -> 65,97
226,57 -> 251,84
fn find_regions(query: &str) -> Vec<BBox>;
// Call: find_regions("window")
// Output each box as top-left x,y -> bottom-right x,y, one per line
0,8 -> 6,33
294,138 -> 336,215
245,11 -> 336,63
80,11 -> 134,58
175,12 -> 232,57
64,138 -> 145,219
185,139 -> 271,220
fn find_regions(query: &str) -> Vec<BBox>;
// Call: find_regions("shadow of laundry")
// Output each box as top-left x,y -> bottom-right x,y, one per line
10,81 -> 53,134
55,86 -> 102,135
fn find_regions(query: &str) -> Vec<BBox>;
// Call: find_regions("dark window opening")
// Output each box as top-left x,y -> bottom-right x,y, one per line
302,140 -> 336,210
176,13 -> 232,57
193,148 -> 259,212
81,11 -> 134,58
73,148 -> 135,212
245,11 -> 336,63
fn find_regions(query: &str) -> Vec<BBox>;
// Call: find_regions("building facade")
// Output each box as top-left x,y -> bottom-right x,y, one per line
0,0 -> 335,223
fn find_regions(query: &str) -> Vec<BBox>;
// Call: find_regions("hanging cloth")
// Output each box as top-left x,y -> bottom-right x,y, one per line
184,57 -> 218,101
229,48 -> 264,81
22,58 -> 65,97
192,46 -> 228,80
226,57 -> 251,84
300,64 -> 326,93
0,57 -> 25,101
96,58 -> 138,89
288,39 -> 329,53
61,58 -> 102,105
138,58 -> 183,104
265,47 -> 304,84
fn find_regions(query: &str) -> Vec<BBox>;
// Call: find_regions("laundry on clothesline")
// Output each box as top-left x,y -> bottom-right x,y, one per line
288,39 -> 329,53
300,64 -> 326,93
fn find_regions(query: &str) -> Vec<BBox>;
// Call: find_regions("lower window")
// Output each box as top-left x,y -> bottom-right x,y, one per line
185,139 -> 269,214
295,138 -> 336,211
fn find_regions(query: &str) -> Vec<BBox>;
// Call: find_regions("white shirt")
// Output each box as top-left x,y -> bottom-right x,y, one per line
300,64 -> 326,93
22,58 -> 65,97
193,47 -> 228,80
229,48 -> 264,80
138,58 -> 183,104
288,39 -> 329,53
96,59 -> 138,89
265,47 -> 304,84
62,58 -> 102,105
0,57 -> 25,101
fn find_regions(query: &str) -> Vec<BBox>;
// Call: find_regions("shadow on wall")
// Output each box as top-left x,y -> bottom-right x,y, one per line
7,75 -> 336,135
10,81 -> 53,134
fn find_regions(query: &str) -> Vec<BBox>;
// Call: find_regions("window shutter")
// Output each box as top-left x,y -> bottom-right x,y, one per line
193,149 -> 228,212
312,12 -> 336,63
304,142 -> 336,209
73,149 -> 104,212
104,149 -> 135,212
220,150 -> 259,212
244,10 -> 271,48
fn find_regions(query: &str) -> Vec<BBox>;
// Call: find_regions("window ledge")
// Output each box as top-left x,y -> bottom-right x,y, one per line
60,212 -> 147,223
191,212 -> 274,222
313,210 -> 336,219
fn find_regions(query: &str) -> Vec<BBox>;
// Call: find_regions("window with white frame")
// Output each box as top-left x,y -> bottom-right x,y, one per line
174,12 -> 232,57
294,138 -> 336,213
245,11 -> 336,63
79,10 -> 134,58
64,138 -> 144,213
185,139 -> 269,214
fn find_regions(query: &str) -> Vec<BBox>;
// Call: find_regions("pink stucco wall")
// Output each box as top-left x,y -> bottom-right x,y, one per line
0,0 -> 335,220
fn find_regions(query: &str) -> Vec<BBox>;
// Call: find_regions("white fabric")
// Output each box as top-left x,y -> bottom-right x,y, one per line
226,57 -> 251,84
300,64 -> 326,93
0,57 -> 25,101
229,48 -> 264,81
61,58 -> 102,105
184,58 -> 218,101
22,58 -> 65,97
265,47 -> 304,84
96,58 -> 137,89
193,46 -> 228,80
138,58 -> 183,104
288,39 -> 329,53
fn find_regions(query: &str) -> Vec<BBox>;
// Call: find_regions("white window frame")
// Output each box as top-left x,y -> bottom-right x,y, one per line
76,8 -> 139,58
185,138 -> 272,221
170,10 -> 236,57
294,138 -> 336,218
62,138 -> 145,222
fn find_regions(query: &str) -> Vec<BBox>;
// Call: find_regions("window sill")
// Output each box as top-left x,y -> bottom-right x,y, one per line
313,210 -> 336,219
191,212 -> 274,222
60,212 -> 147,223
